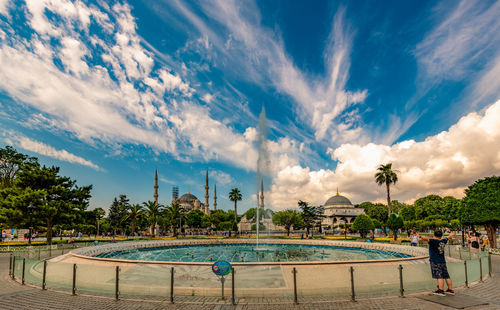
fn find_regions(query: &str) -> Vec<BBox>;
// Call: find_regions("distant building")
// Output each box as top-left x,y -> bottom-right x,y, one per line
320,190 -> 364,231
170,169 -> 213,215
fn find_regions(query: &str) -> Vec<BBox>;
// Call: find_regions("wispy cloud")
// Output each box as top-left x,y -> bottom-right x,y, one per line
6,134 -> 101,171
164,0 -> 368,145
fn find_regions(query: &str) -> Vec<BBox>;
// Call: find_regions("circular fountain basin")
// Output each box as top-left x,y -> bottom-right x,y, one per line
69,239 -> 429,265
95,243 -> 411,263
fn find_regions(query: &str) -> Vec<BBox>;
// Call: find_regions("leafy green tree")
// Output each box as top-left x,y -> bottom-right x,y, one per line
126,204 -> 143,236
460,176 -> 500,249
352,214 -> 374,238
386,213 -> 404,240
166,203 -> 185,237
272,210 -> 302,236
14,164 -> 92,244
229,188 -> 242,223
143,200 -> 162,236
375,163 -> 398,216
186,209 -> 204,230
108,195 -> 129,236
297,200 -> 323,236
0,146 -> 37,189
399,206 -> 416,221
390,200 -> 408,214
414,195 -> 444,219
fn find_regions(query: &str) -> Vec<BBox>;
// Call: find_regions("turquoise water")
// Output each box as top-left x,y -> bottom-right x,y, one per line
96,244 -> 411,262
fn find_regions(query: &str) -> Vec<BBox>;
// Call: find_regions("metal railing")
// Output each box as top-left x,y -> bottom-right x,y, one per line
8,244 -> 491,304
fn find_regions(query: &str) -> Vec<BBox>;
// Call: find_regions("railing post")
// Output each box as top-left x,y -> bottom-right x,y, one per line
72,264 -> 77,295
115,266 -> 119,301
292,267 -> 298,304
447,245 -> 451,257
22,258 -> 26,285
42,260 -> 47,290
459,246 -> 462,260
8,254 -> 12,277
464,260 -> 468,288
398,264 -> 404,297
11,256 -> 16,280
488,253 -> 492,277
170,267 -> 174,304
231,267 -> 236,305
479,257 -> 483,282
350,266 -> 356,302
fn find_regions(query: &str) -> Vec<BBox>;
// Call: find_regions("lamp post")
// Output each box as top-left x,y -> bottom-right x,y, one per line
27,204 -> 36,246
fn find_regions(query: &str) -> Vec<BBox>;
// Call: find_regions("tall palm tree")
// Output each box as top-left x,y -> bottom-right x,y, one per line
143,200 -> 162,236
126,204 -> 143,236
94,207 -> 105,237
375,163 -> 398,216
167,203 -> 185,237
229,188 -> 242,223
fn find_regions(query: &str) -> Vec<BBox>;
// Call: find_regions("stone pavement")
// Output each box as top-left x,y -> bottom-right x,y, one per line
1,253 -> 499,310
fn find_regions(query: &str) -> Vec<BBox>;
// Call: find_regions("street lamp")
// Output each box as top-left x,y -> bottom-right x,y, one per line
27,204 -> 36,246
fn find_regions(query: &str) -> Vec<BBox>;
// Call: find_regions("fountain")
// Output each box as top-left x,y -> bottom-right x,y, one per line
255,107 -> 269,252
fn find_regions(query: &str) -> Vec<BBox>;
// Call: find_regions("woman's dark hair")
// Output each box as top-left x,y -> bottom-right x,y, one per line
434,230 -> 443,238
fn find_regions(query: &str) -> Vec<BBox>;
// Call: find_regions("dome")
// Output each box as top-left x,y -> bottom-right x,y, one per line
179,192 -> 198,201
324,194 -> 352,206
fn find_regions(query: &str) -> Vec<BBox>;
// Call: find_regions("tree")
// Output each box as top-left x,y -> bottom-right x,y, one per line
297,200 -> 323,236
400,206 -> 416,221
126,204 -> 143,236
166,203 -> 185,237
386,213 -> 404,240
108,195 -> 129,236
460,176 -> 500,249
144,201 -> 162,236
14,164 -> 92,244
272,210 -> 302,236
229,188 -> 242,223
352,214 -> 374,238
0,146 -> 37,189
186,209 -> 204,230
375,163 -> 398,216
94,207 -> 105,236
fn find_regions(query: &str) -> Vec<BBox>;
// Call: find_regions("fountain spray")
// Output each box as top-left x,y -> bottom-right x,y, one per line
256,107 -> 270,250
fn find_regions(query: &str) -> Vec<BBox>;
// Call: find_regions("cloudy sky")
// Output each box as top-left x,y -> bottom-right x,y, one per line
1,0 -> 499,212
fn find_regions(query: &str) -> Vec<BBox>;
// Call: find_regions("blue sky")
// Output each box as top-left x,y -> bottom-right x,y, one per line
1,0 -> 500,213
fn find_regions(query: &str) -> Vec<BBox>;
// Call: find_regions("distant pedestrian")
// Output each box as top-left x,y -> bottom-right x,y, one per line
410,231 -> 419,246
1,231 -> 5,242
470,232 -> 480,249
418,230 -> 455,296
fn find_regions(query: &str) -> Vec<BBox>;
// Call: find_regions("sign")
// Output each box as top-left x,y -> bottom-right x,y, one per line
212,261 -> 231,276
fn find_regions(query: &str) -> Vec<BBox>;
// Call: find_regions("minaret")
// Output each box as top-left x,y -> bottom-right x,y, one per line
259,179 -> 264,209
213,183 -> 217,211
153,168 -> 159,205
204,168 -> 209,214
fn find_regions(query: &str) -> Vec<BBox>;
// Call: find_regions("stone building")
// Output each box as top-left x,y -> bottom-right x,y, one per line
170,169 -> 213,215
320,190 -> 364,231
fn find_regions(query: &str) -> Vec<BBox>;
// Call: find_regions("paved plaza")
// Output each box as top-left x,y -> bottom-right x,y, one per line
0,253 -> 499,309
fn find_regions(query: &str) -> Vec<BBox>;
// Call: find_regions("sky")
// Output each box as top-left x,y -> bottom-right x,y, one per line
1,0 -> 500,213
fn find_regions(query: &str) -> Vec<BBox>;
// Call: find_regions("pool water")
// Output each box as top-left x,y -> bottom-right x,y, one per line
96,244 -> 411,262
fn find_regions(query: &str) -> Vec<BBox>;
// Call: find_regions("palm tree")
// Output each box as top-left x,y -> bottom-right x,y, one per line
126,204 -> 143,236
229,188 -> 242,223
166,203 -> 185,237
375,163 -> 398,216
94,207 -> 105,237
143,200 -> 162,237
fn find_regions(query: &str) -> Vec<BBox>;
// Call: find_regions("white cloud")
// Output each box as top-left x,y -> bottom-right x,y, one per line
9,134 -> 101,170
205,170 -> 234,186
269,100 -> 500,209
173,1 -> 368,145
0,0 -> 292,171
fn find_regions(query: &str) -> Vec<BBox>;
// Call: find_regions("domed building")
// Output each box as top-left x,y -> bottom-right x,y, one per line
175,190 -> 203,212
321,190 -> 364,231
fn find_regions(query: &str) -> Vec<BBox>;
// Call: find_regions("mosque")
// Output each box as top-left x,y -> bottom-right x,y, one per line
153,168 -> 215,215
320,189 -> 364,231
